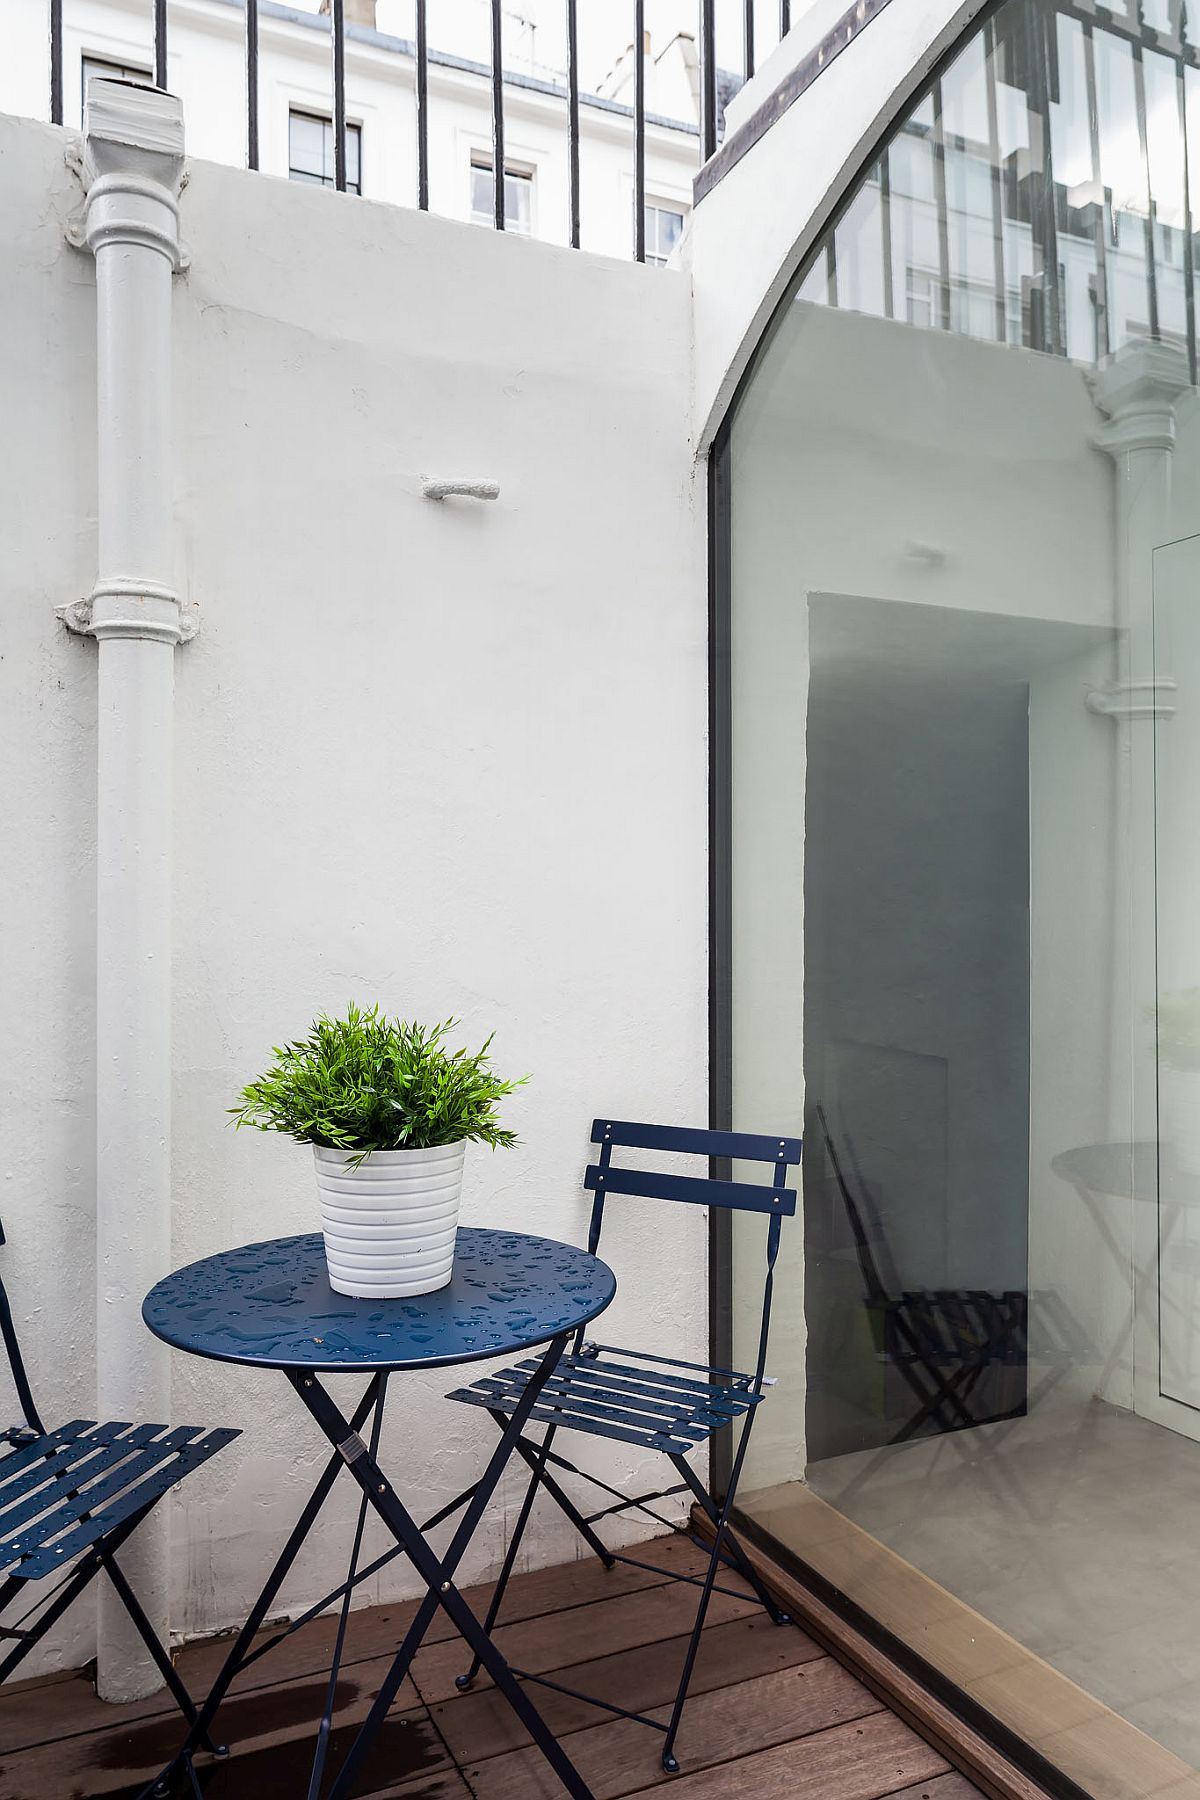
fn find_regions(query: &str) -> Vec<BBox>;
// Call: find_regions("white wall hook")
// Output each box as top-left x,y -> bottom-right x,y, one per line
421,479 -> 500,502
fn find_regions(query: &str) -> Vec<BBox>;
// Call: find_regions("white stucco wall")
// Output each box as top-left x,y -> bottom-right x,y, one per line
0,106 -> 706,1671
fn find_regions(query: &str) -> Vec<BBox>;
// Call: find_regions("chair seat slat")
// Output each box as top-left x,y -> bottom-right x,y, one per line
0,1428 -> 203,1566
448,1384 -> 699,1455
0,1422 -> 95,1481
511,1357 -> 757,1419
0,1423 -> 136,1506
15,1429 -> 241,1581
561,1352 -> 758,1403
0,1425 -> 168,1538
459,1372 -> 713,1441
587,1342 -> 757,1387
533,1371 -> 717,1427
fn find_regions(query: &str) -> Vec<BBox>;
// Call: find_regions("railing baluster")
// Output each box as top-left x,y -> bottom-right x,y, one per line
745,0 -> 756,78
635,0 -> 646,261
246,0 -> 259,170
154,0 -> 168,87
780,0 -> 791,35
700,0 -> 718,162
416,0 -> 429,210
49,0 -> 63,124
567,0 -> 580,248
332,0 -> 347,192
491,0 -> 505,228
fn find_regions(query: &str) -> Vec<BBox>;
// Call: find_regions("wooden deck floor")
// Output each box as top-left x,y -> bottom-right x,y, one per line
0,1534 -> 990,1800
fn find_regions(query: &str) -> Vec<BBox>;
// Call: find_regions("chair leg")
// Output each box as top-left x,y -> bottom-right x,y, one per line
454,1421 -> 555,1692
0,1525 -> 133,1686
668,1455 -> 789,1627
660,1410 -> 777,1775
658,1503 -> 735,1774
496,1411 -> 615,1572
101,1543 -> 226,1758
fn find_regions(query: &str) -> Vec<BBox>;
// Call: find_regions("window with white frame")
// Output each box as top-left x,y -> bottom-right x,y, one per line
643,201 -> 687,267
470,159 -> 533,234
288,110 -> 362,196
81,54 -> 152,124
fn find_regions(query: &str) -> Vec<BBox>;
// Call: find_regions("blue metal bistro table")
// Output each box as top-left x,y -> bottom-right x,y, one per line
141,1227 -> 616,1800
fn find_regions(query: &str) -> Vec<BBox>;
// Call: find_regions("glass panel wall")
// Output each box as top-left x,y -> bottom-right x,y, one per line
720,0 -> 1200,1792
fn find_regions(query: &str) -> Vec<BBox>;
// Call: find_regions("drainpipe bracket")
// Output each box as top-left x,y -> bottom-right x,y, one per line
57,582 -> 200,645
76,81 -> 186,269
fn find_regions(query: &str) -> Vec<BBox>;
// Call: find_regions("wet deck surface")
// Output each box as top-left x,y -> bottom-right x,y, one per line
0,1534 -> 986,1799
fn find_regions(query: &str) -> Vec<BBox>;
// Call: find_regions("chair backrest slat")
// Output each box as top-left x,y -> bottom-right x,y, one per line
591,1118 -> 801,1166
579,1116 -> 801,1393
584,1162 -> 796,1217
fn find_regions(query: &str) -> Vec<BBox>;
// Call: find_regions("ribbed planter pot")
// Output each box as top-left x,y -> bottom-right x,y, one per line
313,1141 -> 466,1298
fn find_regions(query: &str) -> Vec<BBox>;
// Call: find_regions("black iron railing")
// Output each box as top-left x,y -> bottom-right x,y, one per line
46,1 -> 878,254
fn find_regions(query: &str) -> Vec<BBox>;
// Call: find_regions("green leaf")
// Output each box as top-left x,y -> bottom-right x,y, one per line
231,1005 -> 527,1164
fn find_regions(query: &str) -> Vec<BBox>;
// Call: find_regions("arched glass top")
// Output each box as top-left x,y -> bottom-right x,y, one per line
794,0 -> 1200,373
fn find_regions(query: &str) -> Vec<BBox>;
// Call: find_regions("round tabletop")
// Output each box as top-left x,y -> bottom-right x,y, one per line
142,1228 -> 616,1374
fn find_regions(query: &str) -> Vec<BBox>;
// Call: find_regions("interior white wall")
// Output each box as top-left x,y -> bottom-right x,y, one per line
0,106 -> 706,1672
725,299 -> 1126,1485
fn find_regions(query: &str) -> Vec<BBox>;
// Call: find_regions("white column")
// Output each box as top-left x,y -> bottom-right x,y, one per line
64,79 -> 191,1703
1090,336 -> 1191,1414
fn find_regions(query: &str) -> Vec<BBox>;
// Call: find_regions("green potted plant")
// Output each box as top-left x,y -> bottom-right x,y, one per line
233,1004 -> 524,1298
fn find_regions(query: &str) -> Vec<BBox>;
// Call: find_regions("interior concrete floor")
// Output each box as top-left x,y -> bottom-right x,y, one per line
803,1395 -> 1200,1772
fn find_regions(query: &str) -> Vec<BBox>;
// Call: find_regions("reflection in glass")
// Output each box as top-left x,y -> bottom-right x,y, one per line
722,0 -> 1200,1787
791,0 -> 1200,377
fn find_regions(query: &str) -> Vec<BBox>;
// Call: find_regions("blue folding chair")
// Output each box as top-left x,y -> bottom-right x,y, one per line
447,1117 -> 800,1774
0,1220 -> 239,1741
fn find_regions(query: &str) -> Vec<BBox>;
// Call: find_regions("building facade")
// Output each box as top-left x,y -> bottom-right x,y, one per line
3,0 -> 706,260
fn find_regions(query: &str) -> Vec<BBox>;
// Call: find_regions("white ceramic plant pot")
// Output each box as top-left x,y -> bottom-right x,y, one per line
313,1141 -> 466,1298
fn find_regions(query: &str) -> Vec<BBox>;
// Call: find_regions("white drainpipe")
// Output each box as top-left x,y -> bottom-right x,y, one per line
60,80 -> 192,1702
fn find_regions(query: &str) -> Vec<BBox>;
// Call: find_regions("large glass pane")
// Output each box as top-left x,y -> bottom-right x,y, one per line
720,0 -> 1200,1789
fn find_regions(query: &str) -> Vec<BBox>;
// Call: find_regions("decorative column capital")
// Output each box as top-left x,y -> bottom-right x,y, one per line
1090,336 -> 1192,458
58,80 -> 197,647
80,81 -> 185,267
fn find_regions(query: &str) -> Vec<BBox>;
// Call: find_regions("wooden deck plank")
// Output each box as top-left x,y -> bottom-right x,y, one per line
0,1674 -> 441,1799
0,1538 -> 999,1800
412,1580 -> 759,1704
619,1712 -> 951,1800
0,1625 -> 424,1758
0,1534 -> 707,1756
430,1612 -> 824,1764
885,1777 -> 991,1800
465,1656 -> 884,1800
364,1774 -> 474,1800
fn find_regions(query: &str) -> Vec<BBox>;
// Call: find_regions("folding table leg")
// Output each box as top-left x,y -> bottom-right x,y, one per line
292,1336 -> 598,1800
142,1375 -> 385,1800
305,1374 -> 390,1800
